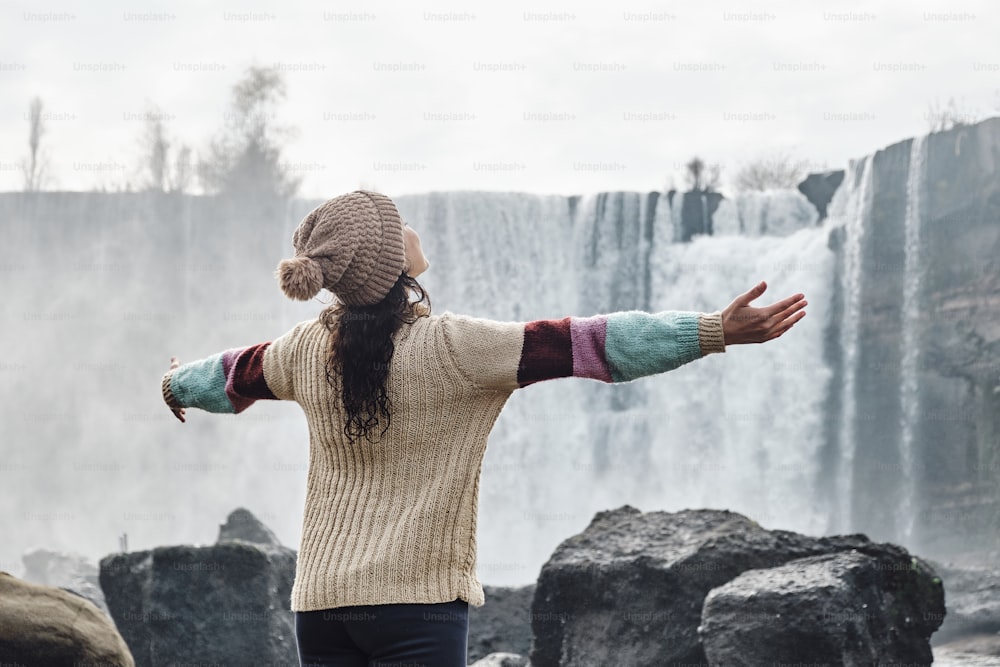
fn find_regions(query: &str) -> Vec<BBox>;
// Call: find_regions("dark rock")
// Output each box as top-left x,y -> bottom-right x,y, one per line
927,559 -> 1000,643
468,652 -> 531,667
679,190 -> 724,241
217,506 -> 282,546
0,571 -> 135,666
21,547 -> 111,618
529,505 -> 943,667
100,532 -> 296,667
468,584 -> 535,663
797,169 -> 845,220
700,550 -> 944,666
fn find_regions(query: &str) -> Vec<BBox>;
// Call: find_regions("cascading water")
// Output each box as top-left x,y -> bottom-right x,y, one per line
829,155 -> 873,534
10,118 -> 992,588
713,189 -> 819,237
395,188 -> 836,585
899,135 -> 927,542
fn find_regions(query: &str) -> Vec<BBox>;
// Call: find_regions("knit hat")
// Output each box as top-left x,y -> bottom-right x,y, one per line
275,190 -> 407,306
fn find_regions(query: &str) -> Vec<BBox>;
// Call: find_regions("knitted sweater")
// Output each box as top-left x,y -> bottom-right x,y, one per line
161,309 -> 726,612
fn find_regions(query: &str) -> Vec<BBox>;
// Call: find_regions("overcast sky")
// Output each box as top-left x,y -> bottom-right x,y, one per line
1,0 -> 997,198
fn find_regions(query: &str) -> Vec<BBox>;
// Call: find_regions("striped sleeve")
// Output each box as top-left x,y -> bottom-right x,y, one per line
441,310 -> 726,391
161,321 -> 307,414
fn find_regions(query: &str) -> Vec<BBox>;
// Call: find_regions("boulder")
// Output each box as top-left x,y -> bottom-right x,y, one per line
0,571 -> 134,666
529,505 -> 943,667
700,551 -> 944,666
21,547 -> 111,617
99,510 -> 297,667
468,653 -> 531,667
797,169 -> 845,220
468,584 -> 535,663
927,559 -> 1000,642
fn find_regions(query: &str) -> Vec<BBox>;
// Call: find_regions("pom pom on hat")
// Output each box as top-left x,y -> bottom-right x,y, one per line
276,255 -> 325,301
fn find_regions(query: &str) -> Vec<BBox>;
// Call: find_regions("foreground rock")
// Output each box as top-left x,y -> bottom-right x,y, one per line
530,506 -> 944,667
100,509 -> 296,667
0,571 -> 134,666
927,559 -> 1000,643
21,547 -> 111,617
700,551 -> 943,666
468,584 -> 535,663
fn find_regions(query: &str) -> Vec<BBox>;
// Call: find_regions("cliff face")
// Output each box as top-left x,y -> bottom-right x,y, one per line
919,120 -> 1000,558
1,118 -> 997,587
830,118 -> 1000,558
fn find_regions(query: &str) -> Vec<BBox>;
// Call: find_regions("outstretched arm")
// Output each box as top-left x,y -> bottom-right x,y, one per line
162,321 -> 305,422
441,281 -> 806,391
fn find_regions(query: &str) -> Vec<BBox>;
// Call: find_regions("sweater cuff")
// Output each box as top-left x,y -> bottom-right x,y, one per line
698,311 -> 726,355
161,371 -> 183,410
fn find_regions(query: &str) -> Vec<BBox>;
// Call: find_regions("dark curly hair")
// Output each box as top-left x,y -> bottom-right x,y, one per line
319,273 -> 431,443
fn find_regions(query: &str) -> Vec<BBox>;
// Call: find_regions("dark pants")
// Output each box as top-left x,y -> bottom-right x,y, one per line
295,598 -> 469,667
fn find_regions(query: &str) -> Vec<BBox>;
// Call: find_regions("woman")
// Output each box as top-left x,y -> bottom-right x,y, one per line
162,190 -> 806,667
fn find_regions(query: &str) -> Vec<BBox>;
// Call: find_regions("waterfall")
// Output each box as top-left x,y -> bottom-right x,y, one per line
830,155 -> 873,533
13,123 -> 989,585
395,189 -> 836,584
712,189 -> 818,237
899,135 -> 927,541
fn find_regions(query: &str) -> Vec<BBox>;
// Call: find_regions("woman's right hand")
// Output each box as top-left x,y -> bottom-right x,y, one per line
168,356 -> 186,423
721,281 -> 807,345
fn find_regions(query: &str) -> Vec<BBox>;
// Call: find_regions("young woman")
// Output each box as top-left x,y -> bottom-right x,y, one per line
162,190 -> 806,667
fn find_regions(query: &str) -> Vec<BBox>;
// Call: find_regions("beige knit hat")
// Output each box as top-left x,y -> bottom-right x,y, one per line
275,190 -> 407,306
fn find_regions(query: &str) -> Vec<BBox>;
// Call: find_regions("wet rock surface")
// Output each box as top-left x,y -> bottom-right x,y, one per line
468,584 -> 535,663
700,550 -> 943,666
530,505 -> 944,667
100,510 -> 296,667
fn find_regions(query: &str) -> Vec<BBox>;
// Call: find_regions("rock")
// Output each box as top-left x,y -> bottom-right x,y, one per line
100,512 -> 296,667
468,584 -> 535,663
797,169 -> 845,220
217,506 -> 282,546
0,571 -> 135,666
679,190 -> 724,241
529,505 -> 943,667
21,547 -> 111,618
700,551 -> 944,666
926,559 -> 1000,642
468,652 -> 531,667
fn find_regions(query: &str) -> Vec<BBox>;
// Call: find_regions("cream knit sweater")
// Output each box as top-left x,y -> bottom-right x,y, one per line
162,309 -> 726,611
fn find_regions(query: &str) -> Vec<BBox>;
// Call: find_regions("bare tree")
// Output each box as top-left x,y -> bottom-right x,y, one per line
142,112 -> 170,191
21,96 -> 48,191
198,66 -> 301,198
135,104 -> 197,193
734,151 -> 812,191
684,156 -> 722,193
685,157 -> 704,190
171,145 -> 193,193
